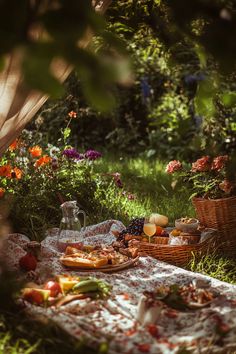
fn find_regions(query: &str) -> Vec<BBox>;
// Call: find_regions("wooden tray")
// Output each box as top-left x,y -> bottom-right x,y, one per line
61,256 -> 139,273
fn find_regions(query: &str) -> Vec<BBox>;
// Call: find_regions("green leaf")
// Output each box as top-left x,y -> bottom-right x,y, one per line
221,92 -> 236,107
195,44 -> 207,68
22,44 -> 64,98
195,77 -> 218,118
164,291 -> 188,311
63,128 -> 71,141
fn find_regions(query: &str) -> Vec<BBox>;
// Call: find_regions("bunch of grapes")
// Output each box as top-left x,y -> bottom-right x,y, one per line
118,217 -> 145,242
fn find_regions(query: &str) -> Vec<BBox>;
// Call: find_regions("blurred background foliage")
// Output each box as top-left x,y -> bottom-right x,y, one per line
25,0 -> 236,160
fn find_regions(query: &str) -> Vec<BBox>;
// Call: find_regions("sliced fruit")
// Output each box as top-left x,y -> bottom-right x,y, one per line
22,288 -> 50,304
57,276 -> 79,292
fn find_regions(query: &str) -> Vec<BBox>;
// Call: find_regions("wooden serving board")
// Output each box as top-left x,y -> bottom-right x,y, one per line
62,256 -> 139,273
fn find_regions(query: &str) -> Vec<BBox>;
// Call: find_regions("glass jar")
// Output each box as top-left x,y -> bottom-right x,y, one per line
57,201 -> 86,251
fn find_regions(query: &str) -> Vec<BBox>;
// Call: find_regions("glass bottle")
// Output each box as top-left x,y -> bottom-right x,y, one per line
57,201 -> 86,251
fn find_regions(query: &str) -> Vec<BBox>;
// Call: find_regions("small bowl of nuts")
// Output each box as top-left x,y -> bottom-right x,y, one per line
175,217 -> 200,233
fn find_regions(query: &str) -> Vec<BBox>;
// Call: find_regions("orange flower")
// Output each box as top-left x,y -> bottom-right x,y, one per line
9,139 -> 18,151
0,187 -> 5,198
11,167 -> 23,179
0,164 -> 12,178
29,145 -> 42,158
68,110 -> 77,118
35,155 -> 52,168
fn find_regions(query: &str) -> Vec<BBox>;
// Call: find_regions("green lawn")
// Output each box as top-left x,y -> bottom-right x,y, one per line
1,154 -> 236,353
94,154 -> 195,224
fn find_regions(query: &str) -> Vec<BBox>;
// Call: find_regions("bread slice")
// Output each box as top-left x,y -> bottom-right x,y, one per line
60,256 -> 108,268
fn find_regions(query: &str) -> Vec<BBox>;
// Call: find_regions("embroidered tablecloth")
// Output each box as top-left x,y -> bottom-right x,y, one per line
2,220 -> 236,354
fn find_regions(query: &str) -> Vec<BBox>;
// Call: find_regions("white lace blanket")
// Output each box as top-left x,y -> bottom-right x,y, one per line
2,220 -> 236,354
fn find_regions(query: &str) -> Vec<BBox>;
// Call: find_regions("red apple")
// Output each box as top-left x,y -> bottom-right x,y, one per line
19,253 -> 37,271
44,281 -> 62,297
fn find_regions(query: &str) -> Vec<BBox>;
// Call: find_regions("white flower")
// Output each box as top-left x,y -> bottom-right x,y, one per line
49,146 -> 60,158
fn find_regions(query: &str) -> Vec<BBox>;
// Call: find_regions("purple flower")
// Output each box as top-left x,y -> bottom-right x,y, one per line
62,148 -> 82,159
127,193 -> 136,200
84,149 -> 102,161
115,178 -> 123,188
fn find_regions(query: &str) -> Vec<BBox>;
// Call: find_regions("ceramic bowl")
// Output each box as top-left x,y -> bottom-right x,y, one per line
175,218 -> 200,233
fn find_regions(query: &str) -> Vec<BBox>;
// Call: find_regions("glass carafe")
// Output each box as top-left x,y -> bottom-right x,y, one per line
57,201 -> 86,251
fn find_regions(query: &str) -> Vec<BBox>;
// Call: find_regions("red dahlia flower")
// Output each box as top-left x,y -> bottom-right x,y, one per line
165,160 -> 182,174
211,155 -> 228,171
191,156 -> 210,172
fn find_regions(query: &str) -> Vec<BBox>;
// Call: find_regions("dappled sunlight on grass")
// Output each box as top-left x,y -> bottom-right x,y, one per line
95,154 -> 195,225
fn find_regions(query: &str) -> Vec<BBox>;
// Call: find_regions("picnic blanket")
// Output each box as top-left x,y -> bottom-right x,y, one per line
3,220 -> 236,354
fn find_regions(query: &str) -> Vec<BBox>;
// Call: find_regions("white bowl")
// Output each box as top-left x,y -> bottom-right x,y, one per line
175,218 -> 199,233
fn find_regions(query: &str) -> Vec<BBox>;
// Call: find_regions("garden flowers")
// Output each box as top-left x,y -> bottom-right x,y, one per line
11,167 -> 22,179
0,164 -> 12,177
0,165 -> 22,179
35,155 -> 52,168
9,139 -> 18,151
191,156 -> 210,172
29,146 -> 42,158
62,148 -> 82,159
165,155 -> 235,199
84,150 -> 102,161
165,160 -> 182,174
62,148 -> 102,161
211,155 -> 228,171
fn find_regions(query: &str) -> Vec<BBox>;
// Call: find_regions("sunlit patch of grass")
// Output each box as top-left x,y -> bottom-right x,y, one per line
95,154 -> 195,225
0,331 -> 39,354
188,254 -> 236,284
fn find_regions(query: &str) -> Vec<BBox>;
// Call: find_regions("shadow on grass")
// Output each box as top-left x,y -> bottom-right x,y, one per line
1,310 -> 100,354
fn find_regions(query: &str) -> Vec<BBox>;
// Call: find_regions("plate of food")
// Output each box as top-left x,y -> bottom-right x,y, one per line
60,245 -> 139,272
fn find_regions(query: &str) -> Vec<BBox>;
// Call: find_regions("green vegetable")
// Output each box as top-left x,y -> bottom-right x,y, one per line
72,279 -> 99,293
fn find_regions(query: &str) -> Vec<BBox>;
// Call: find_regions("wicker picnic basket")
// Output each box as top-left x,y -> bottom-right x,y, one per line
137,232 -> 217,267
192,196 -> 236,256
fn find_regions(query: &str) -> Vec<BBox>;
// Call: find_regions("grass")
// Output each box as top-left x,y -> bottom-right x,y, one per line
94,154 -> 195,224
1,153 -> 236,353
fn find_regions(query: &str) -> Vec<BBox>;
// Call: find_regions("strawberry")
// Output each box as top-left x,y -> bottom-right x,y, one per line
19,253 -> 37,271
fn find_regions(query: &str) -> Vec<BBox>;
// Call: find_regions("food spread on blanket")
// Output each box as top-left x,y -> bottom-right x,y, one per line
21,275 -> 111,306
60,245 -> 133,269
113,214 -> 210,249
5,223 -> 236,354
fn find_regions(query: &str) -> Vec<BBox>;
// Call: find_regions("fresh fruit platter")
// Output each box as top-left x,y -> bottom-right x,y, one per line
21,275 -> 111,307
60,244 -> 139,272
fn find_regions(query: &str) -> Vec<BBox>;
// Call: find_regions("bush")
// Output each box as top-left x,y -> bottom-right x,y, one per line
0,129 -> 144,240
